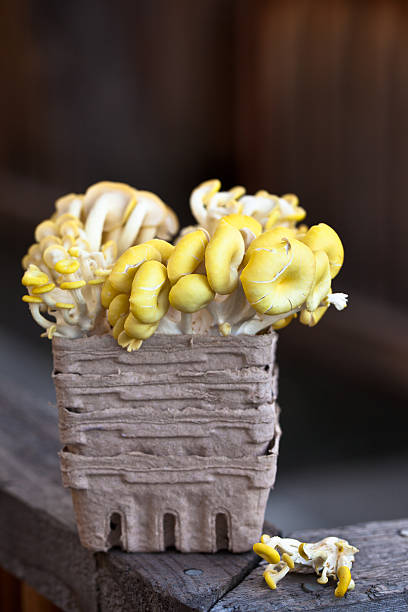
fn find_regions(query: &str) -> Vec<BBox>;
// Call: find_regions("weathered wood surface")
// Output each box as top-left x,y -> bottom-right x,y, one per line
213,519 -> 408,612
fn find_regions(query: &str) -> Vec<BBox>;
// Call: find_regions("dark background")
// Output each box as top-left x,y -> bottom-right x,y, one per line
1,0 -> 407,530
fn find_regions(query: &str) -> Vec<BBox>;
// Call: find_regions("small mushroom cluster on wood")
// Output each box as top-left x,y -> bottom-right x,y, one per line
21,179 -> 348,349
253,533 -> 359,598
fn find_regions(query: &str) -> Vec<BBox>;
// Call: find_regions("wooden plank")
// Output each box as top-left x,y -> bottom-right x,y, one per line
212,519 -> 408,611
0,376 -> 276,611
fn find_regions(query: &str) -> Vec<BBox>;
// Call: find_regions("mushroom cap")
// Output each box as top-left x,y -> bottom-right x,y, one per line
306,250 -> 331,312
117,191 -> 170,254
241,238 -> 315,315
301,223 -> 344,278
156,206 -> 179,240
43,244 -> 69,270
253,542 -> 281,565
129,260 -> 170,324
167,229 -> 208,285
205,219 -> 245,294
108,293 -> 130,327
35,220 -> 57,243
22,264 -> 49,287
144,239 -> 174,264
272,314 -> 296,330
124,311 -> 160,340
55,194 -> 83,219
101,278 -> 121,309
83,181 -> 137,230
243,227 -> 297,266
109,243 -> 162,294
300,299 -> 329,326
222,213 -> 262,239
190,179 -> 221,226
169,274 -> 215,313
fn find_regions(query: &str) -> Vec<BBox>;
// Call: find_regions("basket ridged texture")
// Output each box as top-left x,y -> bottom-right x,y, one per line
53,332 -> 280,552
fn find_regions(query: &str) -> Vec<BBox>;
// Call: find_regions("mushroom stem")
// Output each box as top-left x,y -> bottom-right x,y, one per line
84,199 -> 109,251
180,312 -> 193,334
29,303 -> 54,331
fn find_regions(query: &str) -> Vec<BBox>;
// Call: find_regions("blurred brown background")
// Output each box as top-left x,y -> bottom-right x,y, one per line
0,0 -> 407,532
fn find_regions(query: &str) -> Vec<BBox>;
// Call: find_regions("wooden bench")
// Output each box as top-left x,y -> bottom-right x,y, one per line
1,379 -> 407,611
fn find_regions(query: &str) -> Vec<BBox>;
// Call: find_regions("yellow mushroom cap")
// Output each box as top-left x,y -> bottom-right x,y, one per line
167,229 -> 208,285
335,566 -> 352,598
299,300 -> 329,327
301,223 -> 344,279
205,219 -> 245,294
109,243 -> 162,293
306,250 -> 331,312
101,279 -> 121,309
243,227 -> 297,266
241,238 -> 315,315
129,260 -> 170,324
222,213 -> 262,239
253,542 -> 281,564
272,314 -> 296,330
55,258 -> 80,275
124,311 -> 160,340
144,239 -> 175,264
169,274 -> 215,313
108,293 -> 130,327
22,265 -> 49,287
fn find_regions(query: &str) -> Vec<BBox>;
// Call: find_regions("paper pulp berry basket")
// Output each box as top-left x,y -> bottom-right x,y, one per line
53,332 -> 281,553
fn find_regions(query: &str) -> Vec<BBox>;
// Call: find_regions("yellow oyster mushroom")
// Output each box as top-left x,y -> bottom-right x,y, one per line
243,227 -> 297,266
306,250 -> 331,312
144,239 -> 174,264
34,220 -> 57,242
117,191 -> 169,252
124,312 -> 160,340
190,179 -> 221,227
101,279 -> 121,309
43,244 -> 69,270
109,243 -> 162,294
241,238 -> 315,315
83,181 -> 137,251
22,265 -> 49,287
107,293 -> 130,327
299,301 -> 329,327
129,260 -> 170,324
253,542 -> 281,565
169,274 -> 215,313
222,213 -> 262,239
272,314 -> 296,330
301,223 -> 344,279
205,219 -> 245,294
167,229 -> 208,285
335,566 -> 352,598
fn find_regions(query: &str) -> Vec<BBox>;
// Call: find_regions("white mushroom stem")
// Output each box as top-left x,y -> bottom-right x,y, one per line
180,313 -> 193,334
233,306 -> 300,335
84,199 -> 112,251
28,303 -> 54,331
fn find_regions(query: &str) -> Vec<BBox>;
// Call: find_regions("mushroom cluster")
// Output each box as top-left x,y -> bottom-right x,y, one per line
21,182 -> 179,338
101,179 -> 348,350
21,178 -> 348,347
253,533 -> 359,598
